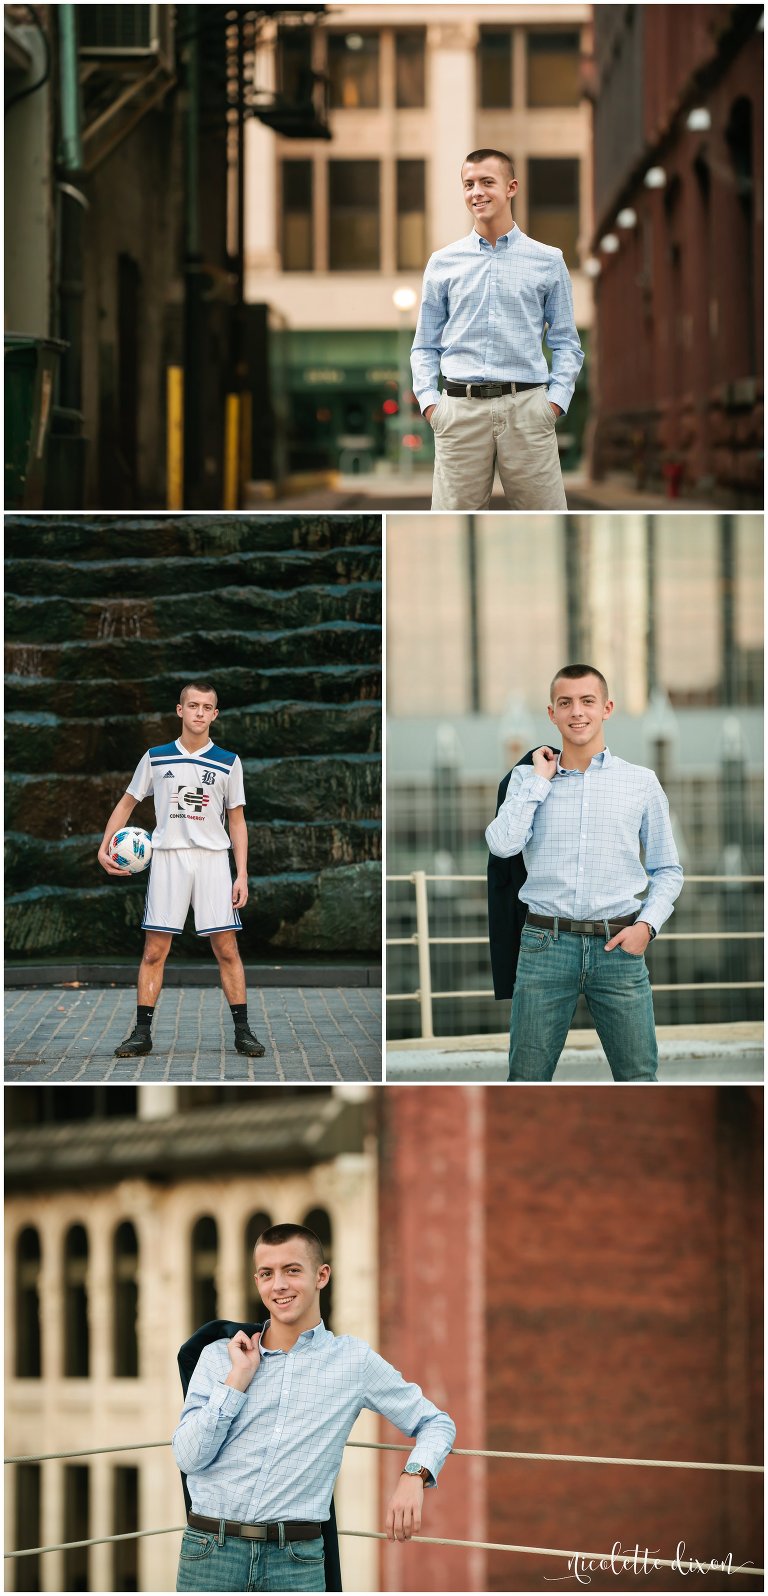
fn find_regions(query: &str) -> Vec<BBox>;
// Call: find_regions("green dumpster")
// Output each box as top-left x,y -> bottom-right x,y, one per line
5,334 -> 67,508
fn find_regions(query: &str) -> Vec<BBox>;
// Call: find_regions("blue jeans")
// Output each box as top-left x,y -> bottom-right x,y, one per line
176,1527 -> 326,1592
508,923 -> 658,1081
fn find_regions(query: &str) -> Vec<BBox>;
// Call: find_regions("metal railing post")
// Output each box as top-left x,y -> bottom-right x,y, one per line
412,871 -> 434,1040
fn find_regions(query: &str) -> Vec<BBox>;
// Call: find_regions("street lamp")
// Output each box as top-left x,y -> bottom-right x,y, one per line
393,286 -> 418,475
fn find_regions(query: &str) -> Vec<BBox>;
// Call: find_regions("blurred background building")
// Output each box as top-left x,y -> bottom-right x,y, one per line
387,513 -> 763,1041
6,1084 -> 763,1591
587,5 -> 763,506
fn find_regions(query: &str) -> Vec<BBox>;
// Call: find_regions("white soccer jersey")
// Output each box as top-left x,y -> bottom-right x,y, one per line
127,739 -> 246,851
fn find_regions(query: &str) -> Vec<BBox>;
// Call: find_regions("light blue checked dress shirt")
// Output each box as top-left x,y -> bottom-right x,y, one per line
172,1321 -> 456,1522
411,224 -> 584,415
485,749 -> 684,932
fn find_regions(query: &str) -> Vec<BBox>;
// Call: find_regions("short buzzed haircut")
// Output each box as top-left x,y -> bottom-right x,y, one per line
463,147 -> 516,179
550,664 -> 609,703
179,681 -> 218,705
254,1223 -> 325,1271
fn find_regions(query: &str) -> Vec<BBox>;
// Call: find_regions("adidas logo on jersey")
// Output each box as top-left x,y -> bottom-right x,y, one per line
163,770 -> 174,778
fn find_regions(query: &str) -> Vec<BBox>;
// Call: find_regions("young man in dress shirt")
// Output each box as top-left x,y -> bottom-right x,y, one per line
411,149 -> 583,512
485,665 -> 684,1082
173,1223 -> 456,1592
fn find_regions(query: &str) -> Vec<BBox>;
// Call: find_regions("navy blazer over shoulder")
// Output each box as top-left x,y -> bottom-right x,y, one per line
487,746 -> 560,1001
177,1319 -> 343,1593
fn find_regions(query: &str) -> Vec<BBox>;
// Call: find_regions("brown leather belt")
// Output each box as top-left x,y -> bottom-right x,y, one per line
444,379 -> 543,399
527,913 -> 637,937
188,1512 -> 321,1542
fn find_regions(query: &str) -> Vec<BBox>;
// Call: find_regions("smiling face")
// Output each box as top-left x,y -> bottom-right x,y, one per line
253,1237 -> 330,1333
547,674 -> 614,751
461,156 -> 518,230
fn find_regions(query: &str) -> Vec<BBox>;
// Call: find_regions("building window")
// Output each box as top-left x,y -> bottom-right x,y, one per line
281,161 -> 313,271
329,162 -> 380,270
113,1466 -> 139,1592
397,160 -> 426,271
64,1465 -> 89,1593
528,158 -> 580,265
478,29 -> 512,109
15,1227 -> 42,1378
245,1211 -> 272,1323
395,30 -> 426,108
526,31 -> 581,108
303,1207 -> 333,1329
15,1464 -> 41,1593
64,1224 -> 89,1378
328,32 -> 379,109
191,1216 -> 218,1328
113,1222 -> 139,1378
276,25 -> 313,105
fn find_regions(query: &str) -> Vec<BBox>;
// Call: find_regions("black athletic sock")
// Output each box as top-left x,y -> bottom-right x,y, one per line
230,1003 -> 248,1028
136,1005 -> 155,1031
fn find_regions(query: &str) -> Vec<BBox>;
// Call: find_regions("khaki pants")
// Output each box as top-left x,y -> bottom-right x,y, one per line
429,385 -> 568,511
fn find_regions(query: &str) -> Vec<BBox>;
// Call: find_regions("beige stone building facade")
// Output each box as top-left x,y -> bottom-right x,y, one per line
5,1086 -> 378,1593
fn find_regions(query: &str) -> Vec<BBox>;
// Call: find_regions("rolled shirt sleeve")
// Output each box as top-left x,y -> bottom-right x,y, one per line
172,1345 -> 248,1476
485,767 -> 554,858
362,1349 -> 456,1485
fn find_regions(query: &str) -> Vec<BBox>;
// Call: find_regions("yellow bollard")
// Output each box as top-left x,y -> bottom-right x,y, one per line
223,393 -> 241,509
166,367 -> 184,509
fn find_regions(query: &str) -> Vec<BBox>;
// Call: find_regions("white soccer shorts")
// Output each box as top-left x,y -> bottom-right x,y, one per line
142,849 -> 242,937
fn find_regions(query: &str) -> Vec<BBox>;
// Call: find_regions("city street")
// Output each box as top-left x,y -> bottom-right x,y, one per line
257,471 -> 715,514
5,987 -> 382,1082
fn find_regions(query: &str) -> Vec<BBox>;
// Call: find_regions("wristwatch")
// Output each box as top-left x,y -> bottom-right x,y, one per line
401,1462 -> 432,1483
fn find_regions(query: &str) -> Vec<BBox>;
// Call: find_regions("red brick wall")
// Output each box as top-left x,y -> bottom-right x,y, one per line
377,1087 -> 762,1593
484,1087 -> 763,1591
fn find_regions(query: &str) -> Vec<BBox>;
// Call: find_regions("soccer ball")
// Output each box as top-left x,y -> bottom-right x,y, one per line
108,827 -> 152,874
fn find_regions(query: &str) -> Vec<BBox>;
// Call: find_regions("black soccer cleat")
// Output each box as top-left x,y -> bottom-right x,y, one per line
114,1027 -> 153,1058
234,1025 -> 266,1057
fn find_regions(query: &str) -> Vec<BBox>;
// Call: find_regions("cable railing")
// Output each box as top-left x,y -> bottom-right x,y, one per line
5,1437 -> 763,1577
386,872 -> 764,1040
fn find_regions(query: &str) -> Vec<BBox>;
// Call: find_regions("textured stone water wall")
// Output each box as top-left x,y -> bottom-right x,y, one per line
5,516 -> 382,962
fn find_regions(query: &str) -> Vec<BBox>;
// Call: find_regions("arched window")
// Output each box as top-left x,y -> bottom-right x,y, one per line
191,1217 -> 218,1329
725,96 -> 755,376
15,1228 -> 42,1378
113,1223 -> 139,1378
64,1225 -> 89,1378
244,1211 -> 272,1324
303,1207 -> 333,1329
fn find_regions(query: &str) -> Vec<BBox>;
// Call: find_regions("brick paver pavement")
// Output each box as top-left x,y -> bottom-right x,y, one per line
5,987 -> 381,1082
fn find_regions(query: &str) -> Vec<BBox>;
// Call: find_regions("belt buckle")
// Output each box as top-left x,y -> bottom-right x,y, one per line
571,919 -> 592,935
483,383 -> 503,398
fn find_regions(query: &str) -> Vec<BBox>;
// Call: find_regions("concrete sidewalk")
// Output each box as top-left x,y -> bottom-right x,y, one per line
5,987 -> 382,1082
386,1024 -> 763,1083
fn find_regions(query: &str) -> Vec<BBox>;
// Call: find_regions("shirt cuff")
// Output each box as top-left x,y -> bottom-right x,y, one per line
546,385 -> 572,415
209,1381 -> 248,1416
418,389 -> 442,413
407,1454 -> 437,1488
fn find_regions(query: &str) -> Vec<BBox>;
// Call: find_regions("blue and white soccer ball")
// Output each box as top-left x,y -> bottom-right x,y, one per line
108,827 -> 153,874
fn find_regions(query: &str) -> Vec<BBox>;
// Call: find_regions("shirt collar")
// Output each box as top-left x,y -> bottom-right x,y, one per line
259,1318 -> 329,1355
176,738 -> 213,757
556,746 -> 612,776
471,222 -> 520,250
